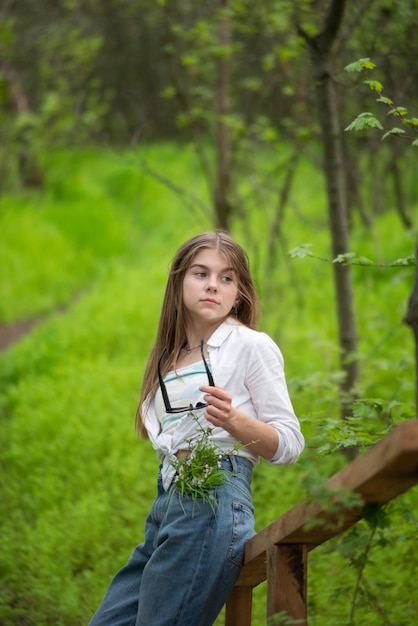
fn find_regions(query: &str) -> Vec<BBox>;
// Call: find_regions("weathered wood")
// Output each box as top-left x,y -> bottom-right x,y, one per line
236,421 -> 418,588
266,544 -> 308,624
224,586 -> 252,626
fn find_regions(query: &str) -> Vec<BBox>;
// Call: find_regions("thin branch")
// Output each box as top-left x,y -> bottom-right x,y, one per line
335,0 -> 378,55
299,250 -> 416,268
134,156 -> 213,222
321,0 -> 348,51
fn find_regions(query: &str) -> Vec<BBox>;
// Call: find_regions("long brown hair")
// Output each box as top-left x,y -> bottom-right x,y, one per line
136,231 -> 260,437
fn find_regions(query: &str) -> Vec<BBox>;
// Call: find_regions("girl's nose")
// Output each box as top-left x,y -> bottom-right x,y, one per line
206,275 -> 218,291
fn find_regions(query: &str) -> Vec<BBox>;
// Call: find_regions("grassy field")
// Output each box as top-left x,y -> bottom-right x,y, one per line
0,144 -> 417,625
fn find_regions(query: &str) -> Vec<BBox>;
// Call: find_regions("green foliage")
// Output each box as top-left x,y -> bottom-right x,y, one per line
333,252 -> 373,266
301,484 -> 364,534
171,420 -> 228,509
344,58 -> 418,146
312,398 -> 414,457
0,202 -> 130,323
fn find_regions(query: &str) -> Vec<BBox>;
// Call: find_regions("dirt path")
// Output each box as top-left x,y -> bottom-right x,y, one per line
0,296 -> 80,353
0,316 -> 46,353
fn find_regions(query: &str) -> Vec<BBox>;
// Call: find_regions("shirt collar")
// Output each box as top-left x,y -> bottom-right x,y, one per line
207,317 -> 239,348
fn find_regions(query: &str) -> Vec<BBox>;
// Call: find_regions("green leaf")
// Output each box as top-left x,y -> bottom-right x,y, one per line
345,112 -> 383,132
344,58 -> 376,73
387,106 -> 407,117
382,128 -> 406,141
352,401 -> 375,420
376,95 -> 393,105
333,253 -> 373,266
403,117 -> 418,127
356,256 -> 373,266
288,243 -> 313,259
390,255 -> 416,266
332,252 -> 356,265
363,79 -> 383,93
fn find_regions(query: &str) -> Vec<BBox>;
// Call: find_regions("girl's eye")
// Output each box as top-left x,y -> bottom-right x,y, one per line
221,275 -> 233,283
195,271 -> 206,278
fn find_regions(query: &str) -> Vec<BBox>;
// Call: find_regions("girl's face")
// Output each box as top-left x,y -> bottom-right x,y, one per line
182,248 -> 239,327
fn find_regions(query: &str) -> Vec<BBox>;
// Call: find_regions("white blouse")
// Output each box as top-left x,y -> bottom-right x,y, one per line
143,317 -> 305,490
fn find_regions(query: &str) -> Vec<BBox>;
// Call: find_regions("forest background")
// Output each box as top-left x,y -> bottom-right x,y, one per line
1,1 -> 417,625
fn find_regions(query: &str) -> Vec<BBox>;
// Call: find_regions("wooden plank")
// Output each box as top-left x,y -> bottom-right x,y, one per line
233,554 -> 266,586
236,421 -> 418,587
266,544 -> 307,624
224,586 -> 253,626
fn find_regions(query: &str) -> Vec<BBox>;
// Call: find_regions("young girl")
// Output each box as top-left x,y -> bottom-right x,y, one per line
88,231 -> 304,626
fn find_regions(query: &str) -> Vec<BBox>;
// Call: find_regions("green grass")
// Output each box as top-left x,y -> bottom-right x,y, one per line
0,144 -> 417,625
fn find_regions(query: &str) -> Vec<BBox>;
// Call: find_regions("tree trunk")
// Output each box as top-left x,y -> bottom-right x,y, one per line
299,0 -> 359,424
0,61 -> 43,190
389,154 -> 413,229
213,0 -> 232,230
404,242 -> 418,415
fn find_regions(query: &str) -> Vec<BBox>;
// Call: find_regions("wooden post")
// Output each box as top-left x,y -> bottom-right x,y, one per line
266,544 -> 308,624
225,586 -> 253,626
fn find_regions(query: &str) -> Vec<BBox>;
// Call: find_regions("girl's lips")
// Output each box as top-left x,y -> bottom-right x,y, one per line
201,298 -> 219,305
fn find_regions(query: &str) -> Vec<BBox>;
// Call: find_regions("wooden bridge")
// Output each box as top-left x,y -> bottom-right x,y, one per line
225,420 -> 418,625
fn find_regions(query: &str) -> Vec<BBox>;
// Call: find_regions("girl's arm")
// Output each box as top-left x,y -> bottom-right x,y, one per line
200,384 -> 279,460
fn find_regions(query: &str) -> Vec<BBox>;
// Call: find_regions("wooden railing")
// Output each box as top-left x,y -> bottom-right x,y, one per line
225,421 -> 418,625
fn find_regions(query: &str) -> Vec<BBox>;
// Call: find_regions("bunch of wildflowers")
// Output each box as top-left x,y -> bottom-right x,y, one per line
171,416 -> 240,509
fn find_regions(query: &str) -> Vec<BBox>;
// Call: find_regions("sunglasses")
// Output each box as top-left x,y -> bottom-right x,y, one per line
158,340 -> 215,414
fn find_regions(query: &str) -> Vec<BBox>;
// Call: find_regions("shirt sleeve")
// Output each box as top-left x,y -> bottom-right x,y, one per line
244,332 -> 305,465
